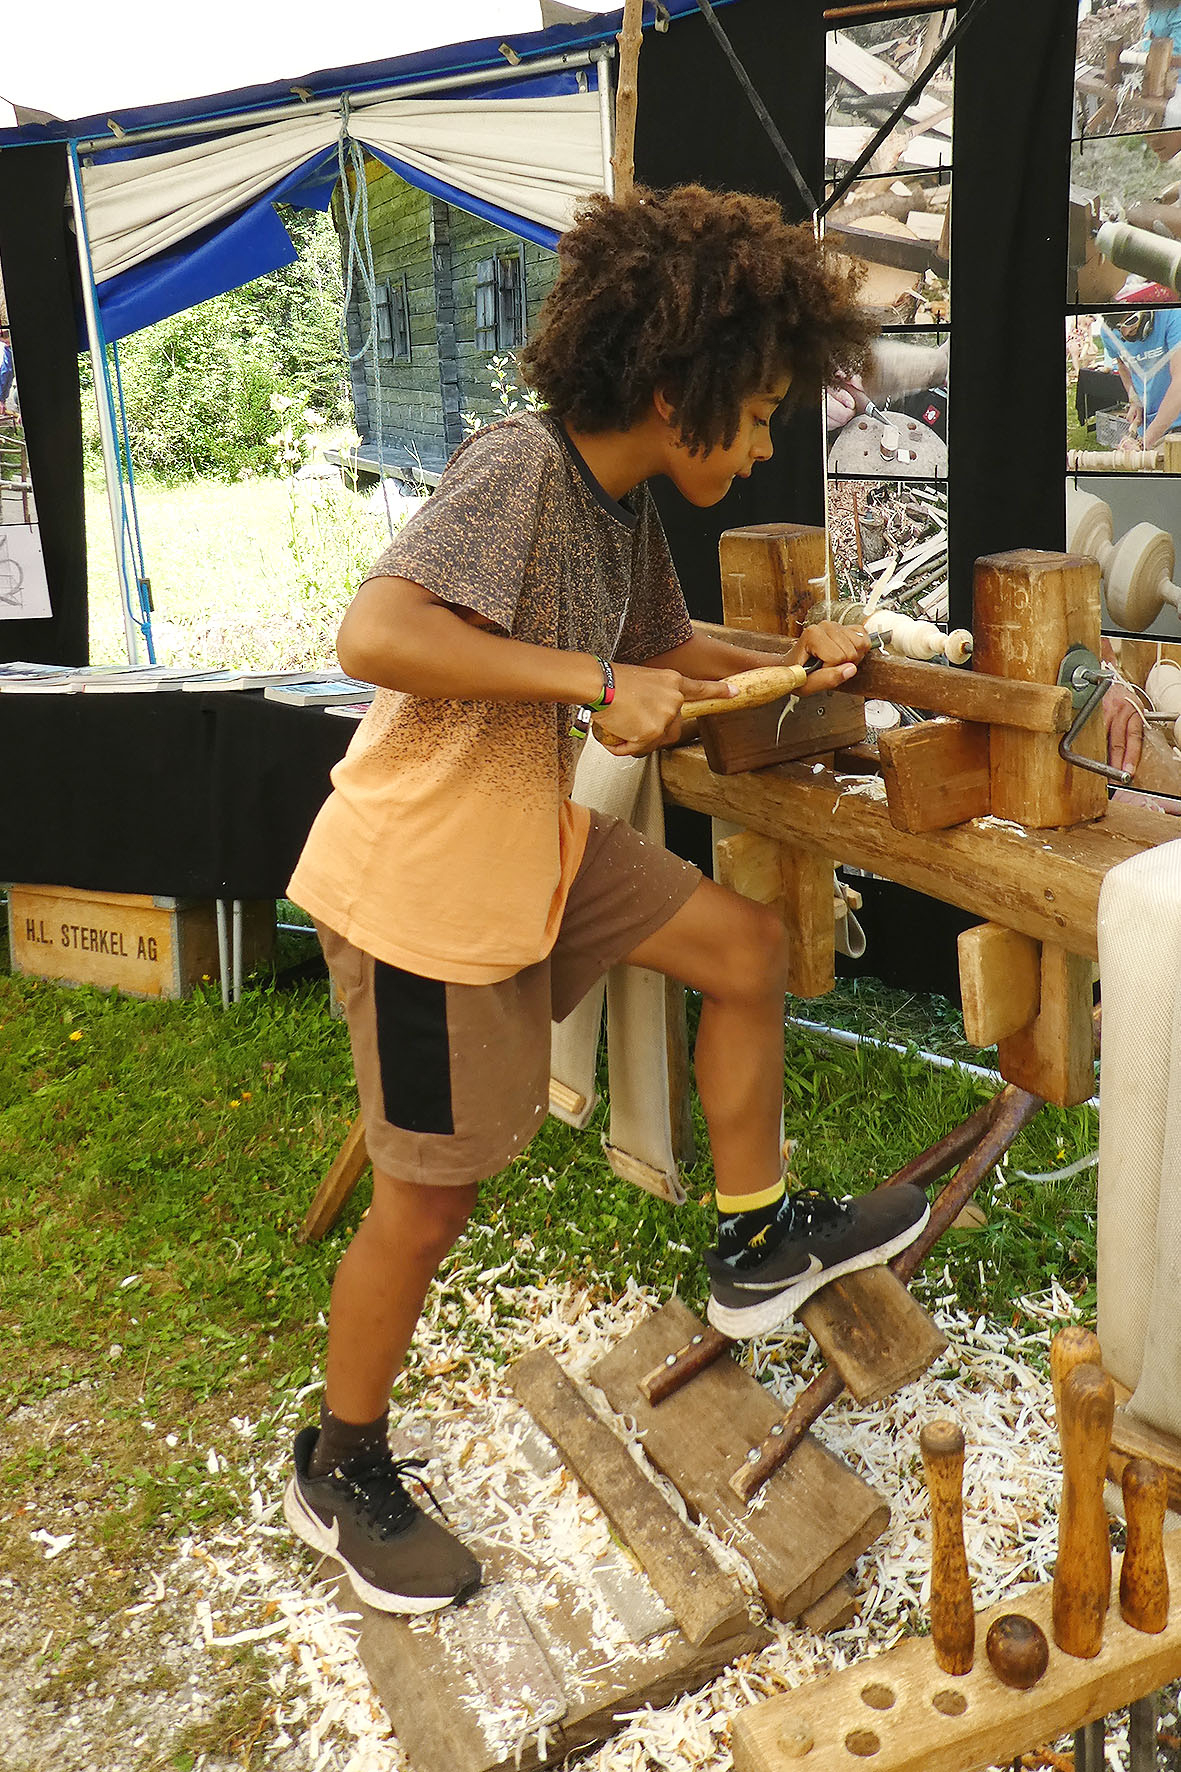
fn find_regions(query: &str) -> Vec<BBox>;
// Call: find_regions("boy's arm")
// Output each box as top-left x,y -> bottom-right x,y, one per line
640,622 -> 867,697
336,574 -> 735,751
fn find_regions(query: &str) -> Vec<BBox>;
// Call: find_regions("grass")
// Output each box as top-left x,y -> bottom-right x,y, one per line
0,932 -> 1100,1559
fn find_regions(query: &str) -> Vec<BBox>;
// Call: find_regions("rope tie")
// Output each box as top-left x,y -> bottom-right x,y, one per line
336,96 -> 395,535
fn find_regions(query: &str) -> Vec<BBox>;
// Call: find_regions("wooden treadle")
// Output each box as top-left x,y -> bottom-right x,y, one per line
590,1298 -> 890,1621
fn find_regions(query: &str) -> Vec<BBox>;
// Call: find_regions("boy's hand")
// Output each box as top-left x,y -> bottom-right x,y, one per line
592,664 -> 733,756
787,621 -> 870,694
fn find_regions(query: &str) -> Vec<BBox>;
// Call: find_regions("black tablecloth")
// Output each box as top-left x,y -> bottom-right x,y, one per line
0,693 -> 352,899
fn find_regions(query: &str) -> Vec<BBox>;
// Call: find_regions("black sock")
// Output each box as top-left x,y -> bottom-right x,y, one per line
715,1181 -> 790,1259
308,1400 -> 390,1476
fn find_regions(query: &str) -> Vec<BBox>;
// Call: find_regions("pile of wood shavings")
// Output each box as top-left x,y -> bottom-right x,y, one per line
157,1267 -> 1120,1772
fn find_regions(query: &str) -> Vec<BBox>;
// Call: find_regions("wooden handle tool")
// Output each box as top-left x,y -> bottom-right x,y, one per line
921,1417 -> 975,1674
1120,1457 -> 1170,1633
1050,1325 -> 1103,1425
680,663 -> 811,721
1052,1361 -> 1115,1658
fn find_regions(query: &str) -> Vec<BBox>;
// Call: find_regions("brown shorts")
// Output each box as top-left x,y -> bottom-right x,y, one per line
316,810 -> 701,1187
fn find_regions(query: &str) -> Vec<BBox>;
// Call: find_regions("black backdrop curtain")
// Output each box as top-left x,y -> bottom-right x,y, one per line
0,142 -> 87,664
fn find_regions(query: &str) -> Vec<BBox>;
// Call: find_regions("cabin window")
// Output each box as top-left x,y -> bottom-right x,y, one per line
475,250 -> 527,352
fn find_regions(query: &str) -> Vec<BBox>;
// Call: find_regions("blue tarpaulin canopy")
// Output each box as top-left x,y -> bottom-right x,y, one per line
0,2 -> 732,343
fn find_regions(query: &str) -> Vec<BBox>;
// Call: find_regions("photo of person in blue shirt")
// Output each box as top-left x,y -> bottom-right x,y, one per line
1100,305 -> 1181,451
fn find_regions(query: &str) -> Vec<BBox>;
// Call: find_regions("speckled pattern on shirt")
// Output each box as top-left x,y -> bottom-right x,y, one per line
287,414 -> 694,983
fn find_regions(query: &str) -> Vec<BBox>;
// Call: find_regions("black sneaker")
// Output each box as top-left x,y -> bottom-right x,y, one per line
705,1182 -> 930,1337
283,1426 -> 481,1614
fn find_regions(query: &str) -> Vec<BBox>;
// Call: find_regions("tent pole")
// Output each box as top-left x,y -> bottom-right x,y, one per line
592,45 -> 616,197
66,143 -> 141,664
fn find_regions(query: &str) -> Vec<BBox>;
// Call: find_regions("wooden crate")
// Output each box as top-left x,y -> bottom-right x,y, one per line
6,883 -> 273,998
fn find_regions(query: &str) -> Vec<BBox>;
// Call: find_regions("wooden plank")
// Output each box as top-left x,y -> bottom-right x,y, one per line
698,689 -> 867,775
506,1349 -> 749,1647
957,924 -> 1041,1049
590,1299 -> 891,1622
714,830 -> 835,998
878,720 -> 990,833
296,1114 -> 369,1244
996,943 -> 1095,1108
800,1574 -> 859,1635
973,550 -> 1108,828
798,1266 -> 948,1405
661,743 -> 1179,962
728,1534 -> 1181,1772
692,621 -> 1074,734
719,523 -> 828,638
351,1469 -> 768,1772
1109,1405 -> 1181,1511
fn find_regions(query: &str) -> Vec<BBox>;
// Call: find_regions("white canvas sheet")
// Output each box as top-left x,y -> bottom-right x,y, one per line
83,92 -> 604,284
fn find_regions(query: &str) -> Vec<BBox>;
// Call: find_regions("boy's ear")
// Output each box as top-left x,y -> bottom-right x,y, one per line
652,388 -> 677,425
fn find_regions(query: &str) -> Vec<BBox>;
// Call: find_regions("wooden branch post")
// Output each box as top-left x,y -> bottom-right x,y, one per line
611,0 -> 645,199
715,828 -> 835,997
972,550 -> 1107,830
719,524 -> 830,638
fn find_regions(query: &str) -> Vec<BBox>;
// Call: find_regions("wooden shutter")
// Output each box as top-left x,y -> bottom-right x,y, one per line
475,259 -> 498,352
496,252 -> 524,350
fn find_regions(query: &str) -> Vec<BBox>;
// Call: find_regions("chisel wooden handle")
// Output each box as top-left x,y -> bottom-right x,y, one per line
921,1417 -> 975,1674
680,664 -> 810,720
1052,1361 -> 1114,1658
1050,1325 -> 1103,1425
1120,1457 -> 1170,1633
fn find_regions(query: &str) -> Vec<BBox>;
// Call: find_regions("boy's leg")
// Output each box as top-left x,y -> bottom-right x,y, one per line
320,1171 -> 478,1427
284,1169 -> 483,1614
623,876 -> 928,1335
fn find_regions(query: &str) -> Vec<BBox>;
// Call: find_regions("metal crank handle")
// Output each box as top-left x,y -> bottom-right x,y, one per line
1056,646 -> 1135,787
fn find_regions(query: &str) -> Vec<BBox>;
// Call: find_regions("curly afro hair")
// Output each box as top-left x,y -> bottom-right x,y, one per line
518,184 -> 876,453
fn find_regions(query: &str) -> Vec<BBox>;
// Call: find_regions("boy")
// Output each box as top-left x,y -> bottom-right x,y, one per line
283,185 -> 929,1615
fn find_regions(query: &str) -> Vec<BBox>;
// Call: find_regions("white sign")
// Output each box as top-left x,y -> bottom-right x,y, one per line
0,266 -> 51,623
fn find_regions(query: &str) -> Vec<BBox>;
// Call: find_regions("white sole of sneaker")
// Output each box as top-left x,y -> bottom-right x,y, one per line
705,1200 -> 931,1339
282,1476 -> 462,1615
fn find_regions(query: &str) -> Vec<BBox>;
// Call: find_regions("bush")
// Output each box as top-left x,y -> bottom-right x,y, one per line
82,208 -> 349,484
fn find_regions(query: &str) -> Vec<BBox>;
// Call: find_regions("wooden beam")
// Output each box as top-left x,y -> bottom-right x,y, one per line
995,944 -> 1095,1108
973,551 -> 1108,828
692,622 -> 1074,734
661,744 -> 1180,962
296,1115 -> 368,1243
610,0 -> 644,198
878,719 -> 990,832
825,221 -> 947,275
715,829 -> 836,997
698,690 -> 867,775
958,924 -> 1041,1048
719,523 -> 829,638
1109,1405 -> 1181,1512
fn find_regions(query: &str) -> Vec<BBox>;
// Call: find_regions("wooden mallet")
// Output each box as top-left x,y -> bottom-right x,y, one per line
1052,1359 -> 1115,1658
921,1417 -> 975,1674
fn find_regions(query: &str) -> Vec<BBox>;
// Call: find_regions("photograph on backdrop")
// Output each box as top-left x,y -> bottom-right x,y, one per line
823,15 -> 951,330
1074,1 -> 1181,141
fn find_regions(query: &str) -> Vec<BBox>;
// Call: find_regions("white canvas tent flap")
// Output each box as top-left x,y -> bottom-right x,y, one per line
84,91 -> 604,285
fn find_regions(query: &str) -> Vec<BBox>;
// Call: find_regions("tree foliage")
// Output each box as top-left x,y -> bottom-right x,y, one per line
82,207 -> 349,483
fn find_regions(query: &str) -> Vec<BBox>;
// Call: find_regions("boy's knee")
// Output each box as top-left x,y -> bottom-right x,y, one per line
368,1174 -> 477,1260
719,897 -> 789,1001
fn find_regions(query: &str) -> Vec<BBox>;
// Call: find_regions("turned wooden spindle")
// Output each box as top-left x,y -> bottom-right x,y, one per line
1052,1361 -> 1115,1658
1050,1325 -> 1103,1425
921,1417 -> 975,1674
1120,1457 -> 1170,1634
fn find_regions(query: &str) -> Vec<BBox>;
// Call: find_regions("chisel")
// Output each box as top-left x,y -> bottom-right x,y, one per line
921,1417 -> 975,1674
1120,1456 -> 1169,1634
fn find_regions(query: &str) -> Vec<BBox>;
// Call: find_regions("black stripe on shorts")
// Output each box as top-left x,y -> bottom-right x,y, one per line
373,961 -> 455,1136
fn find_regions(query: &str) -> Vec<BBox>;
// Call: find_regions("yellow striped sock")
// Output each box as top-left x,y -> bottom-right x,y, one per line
716,1178 -> 785,1215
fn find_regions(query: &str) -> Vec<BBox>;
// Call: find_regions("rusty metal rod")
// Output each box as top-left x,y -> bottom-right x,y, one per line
729,1084 -> 1043,1504
642,1090 -> 1007,1407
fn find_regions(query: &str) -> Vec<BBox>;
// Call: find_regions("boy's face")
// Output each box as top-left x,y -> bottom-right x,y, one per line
660,378 -> 791,506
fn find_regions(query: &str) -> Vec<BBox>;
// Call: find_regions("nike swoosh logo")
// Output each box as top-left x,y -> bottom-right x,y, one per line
731,1253 -> 825,1292
323,1515 -> 341,1553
